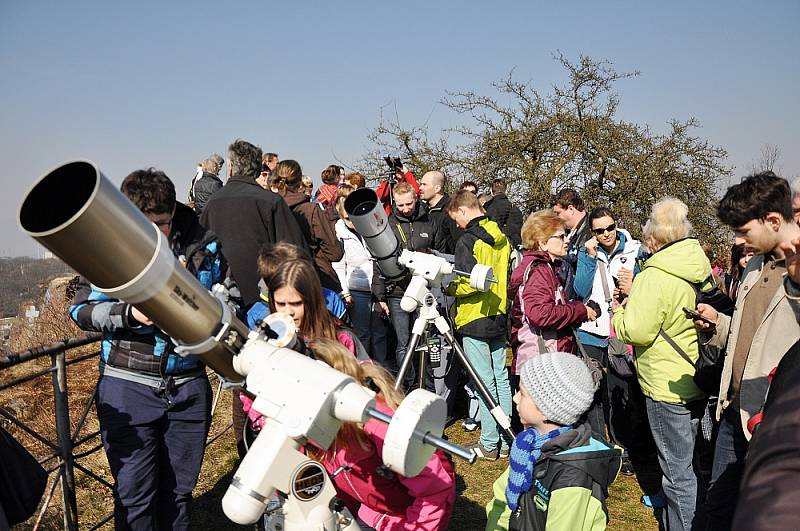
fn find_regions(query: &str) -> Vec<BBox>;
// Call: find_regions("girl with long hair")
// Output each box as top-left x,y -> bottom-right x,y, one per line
306,338 -> 455,531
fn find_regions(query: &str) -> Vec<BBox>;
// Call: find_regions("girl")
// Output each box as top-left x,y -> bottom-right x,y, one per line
307,338 -> 456,531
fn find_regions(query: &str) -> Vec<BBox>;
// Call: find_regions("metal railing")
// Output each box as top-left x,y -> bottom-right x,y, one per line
0,335 -> 232,530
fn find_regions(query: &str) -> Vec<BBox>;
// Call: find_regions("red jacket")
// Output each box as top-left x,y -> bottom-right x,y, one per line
509,250 -> 587,362
375,170 -> 420,215
320,401 -> 455,530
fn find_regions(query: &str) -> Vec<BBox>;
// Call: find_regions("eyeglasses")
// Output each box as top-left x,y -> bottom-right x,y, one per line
548,233 -> 566,241
592,223 -> 616,236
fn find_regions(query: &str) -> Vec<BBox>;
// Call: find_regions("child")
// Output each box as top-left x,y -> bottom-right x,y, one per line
307,338 -> 456,531
486,352 -> 621,530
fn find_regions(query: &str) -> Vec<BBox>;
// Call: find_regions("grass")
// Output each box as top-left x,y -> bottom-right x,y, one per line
4,364 -> 662,530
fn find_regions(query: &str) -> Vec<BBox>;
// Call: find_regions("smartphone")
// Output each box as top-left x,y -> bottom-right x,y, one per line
683,307 -> 716,327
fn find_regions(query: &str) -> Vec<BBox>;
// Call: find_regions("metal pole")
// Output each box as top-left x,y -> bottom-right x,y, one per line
52,350 -> 78,530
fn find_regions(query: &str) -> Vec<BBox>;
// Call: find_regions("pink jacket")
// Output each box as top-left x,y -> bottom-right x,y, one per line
509,251 -> 587,371
320,401 -> 455,530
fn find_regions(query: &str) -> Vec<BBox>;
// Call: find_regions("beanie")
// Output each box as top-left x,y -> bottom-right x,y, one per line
519,352 -> 596,426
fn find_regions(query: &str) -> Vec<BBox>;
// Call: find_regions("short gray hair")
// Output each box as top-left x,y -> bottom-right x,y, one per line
643,197 -> 692,245
791,177 -> 800,196
228,139 -> 262,179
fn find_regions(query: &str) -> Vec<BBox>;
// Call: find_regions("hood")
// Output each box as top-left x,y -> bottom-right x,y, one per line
392,200 -> 429,223
644,238 -> 711,284
463,215 -> 506,248
283,189 -> 310,209
510,250 -> 549,293
541,423 -> 621,489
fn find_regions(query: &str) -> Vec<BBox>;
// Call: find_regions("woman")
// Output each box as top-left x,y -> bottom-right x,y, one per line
332,185 -> 389,365
612,197 -> 711,531
509,209 -> 595,374
277,160 -> 344,293
723,243 -> 754,303
574,207 -> 645,467
307,338 -> 456,531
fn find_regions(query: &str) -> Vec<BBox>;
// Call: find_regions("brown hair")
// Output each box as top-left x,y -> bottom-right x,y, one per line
447,189 -> 482,213
257,243 -> 313,285
335,184 -> 354,218
345,172 -> 366,189
321,165 -> 344,185
267,259 -> 337,340
521,209 -> 563,250
275,160 -> 303,191
551,188 -> 585,211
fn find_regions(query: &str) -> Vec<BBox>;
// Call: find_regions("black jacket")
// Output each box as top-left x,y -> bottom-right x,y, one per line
283,189 -> 344,292
200,175 -> 309,307
372,201 -> 447,301
424,193 -> 462,255
561,213 -> 593,299
192,172 -> 223,215
484,193 -> 523,249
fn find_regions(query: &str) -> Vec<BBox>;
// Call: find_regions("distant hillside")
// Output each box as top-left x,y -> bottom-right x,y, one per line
0,257 -> 74,317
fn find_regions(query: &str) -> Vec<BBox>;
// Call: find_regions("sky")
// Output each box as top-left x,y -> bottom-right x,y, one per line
1,0 -> 798,257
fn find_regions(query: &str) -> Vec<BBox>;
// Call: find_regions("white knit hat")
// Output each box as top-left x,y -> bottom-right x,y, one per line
519,352 -> 596,426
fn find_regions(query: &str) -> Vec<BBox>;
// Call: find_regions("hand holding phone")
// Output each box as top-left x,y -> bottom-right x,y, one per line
683,306 -> 716,327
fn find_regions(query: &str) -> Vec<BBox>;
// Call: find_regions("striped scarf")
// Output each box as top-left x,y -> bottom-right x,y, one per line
506,426 -> 571,511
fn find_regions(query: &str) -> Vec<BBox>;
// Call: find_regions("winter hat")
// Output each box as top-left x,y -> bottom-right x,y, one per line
519,352 -> 596,426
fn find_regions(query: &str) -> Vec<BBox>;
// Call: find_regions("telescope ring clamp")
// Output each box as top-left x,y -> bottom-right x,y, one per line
173,284 -> 246,387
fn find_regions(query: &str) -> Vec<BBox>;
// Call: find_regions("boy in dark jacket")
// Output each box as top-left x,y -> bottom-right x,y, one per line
70,169 -> 229,530
486,352 -> 621,530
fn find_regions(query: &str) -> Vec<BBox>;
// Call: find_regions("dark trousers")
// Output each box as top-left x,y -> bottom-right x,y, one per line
705,407 -> 748,530
96,375 -> 211,531
349,290 -> 389,364
387,297 -> 417,389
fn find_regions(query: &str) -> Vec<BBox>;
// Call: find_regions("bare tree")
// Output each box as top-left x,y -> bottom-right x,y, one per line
749,143 -> 781,174
363,53 -> 732,246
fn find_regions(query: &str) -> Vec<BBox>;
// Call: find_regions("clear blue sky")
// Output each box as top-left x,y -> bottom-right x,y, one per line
2,0 -> 798,256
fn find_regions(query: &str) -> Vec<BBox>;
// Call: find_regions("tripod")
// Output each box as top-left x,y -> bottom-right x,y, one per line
395,281 -> 515,442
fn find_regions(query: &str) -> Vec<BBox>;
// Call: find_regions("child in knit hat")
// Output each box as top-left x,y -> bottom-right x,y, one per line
486,352 -> 621,530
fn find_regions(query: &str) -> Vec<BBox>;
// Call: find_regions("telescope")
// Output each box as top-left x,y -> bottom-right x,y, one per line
19,160 -> 475,529
343,188 -> 515,441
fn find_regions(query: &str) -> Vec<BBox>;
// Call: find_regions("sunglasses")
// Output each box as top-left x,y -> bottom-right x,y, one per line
549,233 -> 566,241
592,223 -> 616,236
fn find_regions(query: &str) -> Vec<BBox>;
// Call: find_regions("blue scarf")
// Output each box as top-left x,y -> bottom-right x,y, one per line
506,426 -> 571,511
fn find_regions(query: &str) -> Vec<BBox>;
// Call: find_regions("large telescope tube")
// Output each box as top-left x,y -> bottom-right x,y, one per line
343,188 -> 404,281
18,160 -> 245,381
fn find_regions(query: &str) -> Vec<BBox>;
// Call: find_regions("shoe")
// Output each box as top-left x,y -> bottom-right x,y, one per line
499,447 -> 510,459
462,418 -> 479,432
469,443 -> 499,461
621,457 -> 635,477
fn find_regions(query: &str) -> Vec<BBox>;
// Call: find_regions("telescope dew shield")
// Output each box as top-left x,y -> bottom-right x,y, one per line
18,160 -> 243,381
343,188 -> 404,280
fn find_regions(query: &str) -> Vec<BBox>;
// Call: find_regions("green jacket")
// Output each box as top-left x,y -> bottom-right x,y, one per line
486,425 -> 621,531
612,238 -> 711,403
448,216 -> 510,338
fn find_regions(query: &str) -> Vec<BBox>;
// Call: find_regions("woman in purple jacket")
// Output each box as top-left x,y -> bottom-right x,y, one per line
508,209 -> 597,376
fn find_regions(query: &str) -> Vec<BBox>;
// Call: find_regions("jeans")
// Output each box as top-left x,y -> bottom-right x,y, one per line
705,407 -> 748,530
349,290 -> 388,365
645,397 -> 705,531
387,297 -> 416,388
463,336 -> 512,452
96,375 -> 211,531
583,345 -> 610,443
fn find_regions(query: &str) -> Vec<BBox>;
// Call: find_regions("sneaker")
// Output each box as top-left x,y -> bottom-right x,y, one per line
498,447 -> 510,459
469,443 -> 499,461
462,418 -> 479,432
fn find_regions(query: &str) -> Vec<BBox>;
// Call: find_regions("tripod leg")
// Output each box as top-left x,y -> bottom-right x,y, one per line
395,332 -> 422,391
441,329 -> 515,441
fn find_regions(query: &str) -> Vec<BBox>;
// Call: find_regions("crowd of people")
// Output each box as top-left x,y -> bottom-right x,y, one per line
66,137 -> 800,530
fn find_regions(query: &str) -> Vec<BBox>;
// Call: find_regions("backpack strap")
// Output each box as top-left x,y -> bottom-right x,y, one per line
597,260 -> 614,305
658,329 -> 698,369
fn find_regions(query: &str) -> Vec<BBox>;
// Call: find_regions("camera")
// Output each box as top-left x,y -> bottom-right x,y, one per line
384,155 -> 402,172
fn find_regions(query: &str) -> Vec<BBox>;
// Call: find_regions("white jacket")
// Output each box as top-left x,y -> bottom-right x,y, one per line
579,229 -> 641,337
333,219 -> 373,294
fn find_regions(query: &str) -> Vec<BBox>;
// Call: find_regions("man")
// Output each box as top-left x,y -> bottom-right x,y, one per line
376,161 -> 420,215
483,178 -> 523,249
256,152 -> 279,190
447,190 -> 512,460
551,188 -> 593,298
460,181 -> 479,194
201,139 -> 307,308
71,169 -> 227,530
372,182 -> 446,389
419,170 -> 462,255
696,171 -> 800,529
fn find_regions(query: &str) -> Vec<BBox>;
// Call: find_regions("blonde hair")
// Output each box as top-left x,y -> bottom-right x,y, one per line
521,209 -> 562,250
200,154 -> 224,175
335,184 -> 354,218
307,338 -> 404,452
643,197 -> 692,246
